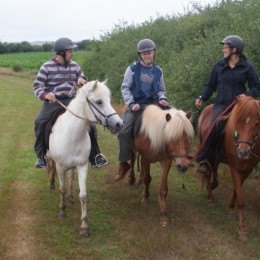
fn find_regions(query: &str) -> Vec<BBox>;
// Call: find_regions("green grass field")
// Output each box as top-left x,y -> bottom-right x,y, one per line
0,51 -> 89,74
0,73 -> 259,259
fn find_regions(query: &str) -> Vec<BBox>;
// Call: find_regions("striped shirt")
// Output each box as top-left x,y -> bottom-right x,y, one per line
33,57 -> 86,100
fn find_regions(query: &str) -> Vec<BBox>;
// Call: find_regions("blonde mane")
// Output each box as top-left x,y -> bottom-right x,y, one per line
140,105 -> 195,153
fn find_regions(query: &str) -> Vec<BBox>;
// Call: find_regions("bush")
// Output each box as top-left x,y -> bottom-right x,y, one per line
12,64 -> 22,72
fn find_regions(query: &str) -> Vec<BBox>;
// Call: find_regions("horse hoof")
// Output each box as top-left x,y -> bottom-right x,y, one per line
80,228 -> 89,237
159,216 -> 169,226
207,199 -> 214,207
238,234 -> 248,241
128,177 -> 135,186
58,210 -> 66,218
141,197 -> 149,204
67,196 -> 74,205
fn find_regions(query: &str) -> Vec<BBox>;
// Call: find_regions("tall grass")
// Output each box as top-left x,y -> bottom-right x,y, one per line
0,74 -> 259,259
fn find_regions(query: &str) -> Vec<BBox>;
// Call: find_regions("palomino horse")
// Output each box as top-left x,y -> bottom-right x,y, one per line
128,105 -> 195,225
197,96 -> 260,241
47,80 -> 123,237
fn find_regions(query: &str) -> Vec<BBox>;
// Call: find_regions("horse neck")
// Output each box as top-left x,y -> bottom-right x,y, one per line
67,92 -> 97,123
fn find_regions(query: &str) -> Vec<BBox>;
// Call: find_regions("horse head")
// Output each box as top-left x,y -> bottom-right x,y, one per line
165,110 -> 195,173
80,80 -> 123,134
229,96 -> 260,160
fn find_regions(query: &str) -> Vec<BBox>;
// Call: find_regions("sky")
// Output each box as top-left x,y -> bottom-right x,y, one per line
0,0 -> 214,43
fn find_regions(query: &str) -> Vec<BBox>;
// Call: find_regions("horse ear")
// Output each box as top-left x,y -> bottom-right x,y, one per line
166,113 -> 171,122
185,111 -> 192,119
103,79 -> 108,86
92,80 -> 98,90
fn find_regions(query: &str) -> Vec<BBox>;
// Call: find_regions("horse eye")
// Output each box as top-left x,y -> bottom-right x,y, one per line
96,100 -> 102,105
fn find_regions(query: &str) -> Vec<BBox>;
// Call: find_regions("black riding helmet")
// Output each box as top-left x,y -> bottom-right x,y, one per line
220,35 -> 244,54
54,37 -> 78,67
137,39 -> 156,53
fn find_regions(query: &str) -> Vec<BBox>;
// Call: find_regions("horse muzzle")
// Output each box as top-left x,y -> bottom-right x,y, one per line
237,145 -> 251,160
106,119 -> 123,134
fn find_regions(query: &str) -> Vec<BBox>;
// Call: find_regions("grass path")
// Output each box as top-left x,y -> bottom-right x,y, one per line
0,74 -> 259,259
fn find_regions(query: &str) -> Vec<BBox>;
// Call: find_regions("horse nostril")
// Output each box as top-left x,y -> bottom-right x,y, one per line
116,122 -> 123,129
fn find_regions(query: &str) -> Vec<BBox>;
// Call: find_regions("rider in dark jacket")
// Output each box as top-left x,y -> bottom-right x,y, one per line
195,35 -> 260,173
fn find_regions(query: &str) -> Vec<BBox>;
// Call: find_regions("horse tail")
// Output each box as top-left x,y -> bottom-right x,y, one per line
47,158 -> 57,190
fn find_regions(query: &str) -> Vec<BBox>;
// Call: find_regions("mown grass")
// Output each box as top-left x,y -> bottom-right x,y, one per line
0,73 -> 259,259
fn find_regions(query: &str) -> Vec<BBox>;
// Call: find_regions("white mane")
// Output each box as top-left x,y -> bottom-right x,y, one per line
140,105 -> 194,153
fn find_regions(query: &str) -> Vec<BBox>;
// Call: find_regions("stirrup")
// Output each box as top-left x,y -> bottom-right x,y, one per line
94,153 -> 108,167
197,160 -> 209,174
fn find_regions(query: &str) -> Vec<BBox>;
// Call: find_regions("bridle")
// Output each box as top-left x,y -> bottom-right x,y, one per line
86,98 -> 118,126
234,126 -> 260,160
56,97 -> 118,127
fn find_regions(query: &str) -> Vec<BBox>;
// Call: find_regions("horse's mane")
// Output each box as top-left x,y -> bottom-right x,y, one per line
68,80 -> 110,110
229,97 -> 260,125
140,105 -> 194,152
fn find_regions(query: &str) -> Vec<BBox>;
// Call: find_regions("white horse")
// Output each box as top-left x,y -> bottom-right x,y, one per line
47,80 -> 123,237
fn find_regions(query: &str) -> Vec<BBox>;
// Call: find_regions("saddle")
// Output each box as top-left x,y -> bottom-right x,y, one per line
42,107 -> 66,155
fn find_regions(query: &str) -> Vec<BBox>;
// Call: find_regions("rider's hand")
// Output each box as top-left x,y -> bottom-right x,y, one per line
131,103 -> 141,111
45,92 -> 56,103
77,78 -> 87,87
159,99 -> 168,107
195,98 -> 202,109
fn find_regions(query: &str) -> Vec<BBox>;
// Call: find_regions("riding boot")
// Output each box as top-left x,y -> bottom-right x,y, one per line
195,128 -> 216,174
114,162 -> 131,182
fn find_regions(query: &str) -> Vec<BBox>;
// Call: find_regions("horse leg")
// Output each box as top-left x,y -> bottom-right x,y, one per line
128,149 -> 136,186
230,170 -> 248,241
141,160 -> 151,203
159,160 -> 171,226
48,158 -> 56,190
205,159 -> 218,204
204,169 -> 213,203
228,190 -> 236,220
77,164 -> 89,237
67,168 -> 75,204
56,165 -> 66,218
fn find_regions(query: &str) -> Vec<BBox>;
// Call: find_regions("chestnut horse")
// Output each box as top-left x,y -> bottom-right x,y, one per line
128,105 -> 195,225
197,96 -> 260,241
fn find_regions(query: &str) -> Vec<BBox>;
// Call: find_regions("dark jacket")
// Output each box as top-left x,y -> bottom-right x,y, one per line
199,57 -> 260,105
